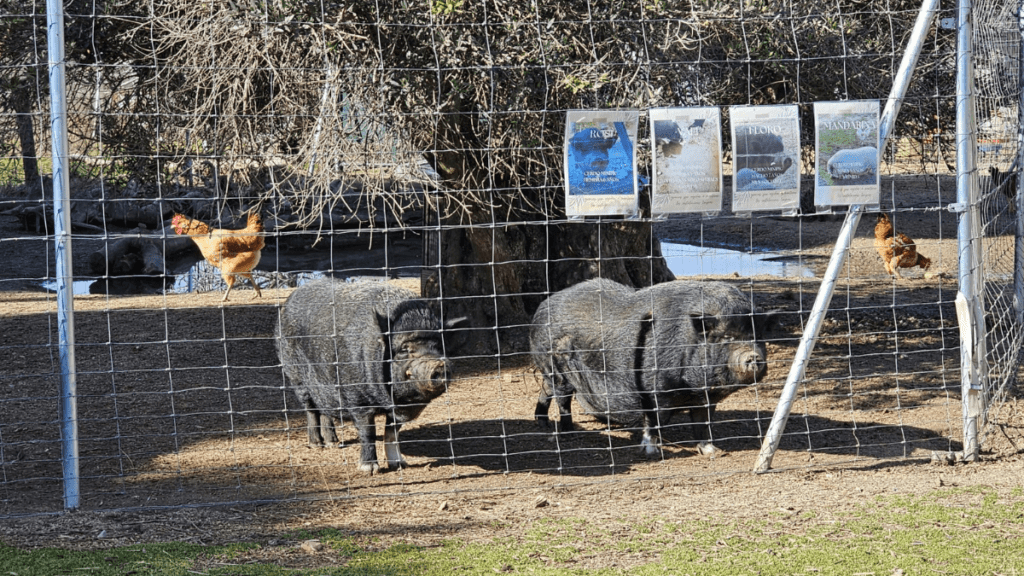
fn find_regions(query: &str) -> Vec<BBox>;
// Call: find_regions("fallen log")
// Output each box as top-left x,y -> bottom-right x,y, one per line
3,203 -> 107,234
103,200 -> 172,229
88,231 -> 197,277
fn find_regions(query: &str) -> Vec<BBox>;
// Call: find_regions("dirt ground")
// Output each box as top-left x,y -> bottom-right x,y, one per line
1,173 -> 1023,554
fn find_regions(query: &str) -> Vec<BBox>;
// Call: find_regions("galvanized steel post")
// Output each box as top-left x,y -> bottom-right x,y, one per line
46,0 -> 79,509
955,0 -> 986,462
1015,2 -> 1024,326
753,0 -> 940,473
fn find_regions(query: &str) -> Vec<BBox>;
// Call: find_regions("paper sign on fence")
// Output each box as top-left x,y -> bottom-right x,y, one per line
650,107 -> 723,215
564,110 -> 639,217
814,100 -> 881,207
729,105 -> 801,213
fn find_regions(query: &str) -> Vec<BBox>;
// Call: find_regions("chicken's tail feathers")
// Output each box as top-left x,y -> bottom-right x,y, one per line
245,211 -> 264,232
238,204 -> 265,232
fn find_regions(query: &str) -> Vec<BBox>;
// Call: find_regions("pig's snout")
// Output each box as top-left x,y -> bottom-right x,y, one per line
404,358 -> 451,393
428,361 -> 448,381
731,347 -> 767,384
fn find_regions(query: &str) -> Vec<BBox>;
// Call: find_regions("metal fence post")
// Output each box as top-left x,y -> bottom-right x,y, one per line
955,0 -> 986,463
46,0 -> 79,510
753,0 -> 940,473
1015,1 -> 1024,326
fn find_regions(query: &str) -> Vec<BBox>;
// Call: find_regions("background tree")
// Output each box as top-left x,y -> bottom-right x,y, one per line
1,0 -> 49,189
0,0 -> 160,191
2,0 -> 954,352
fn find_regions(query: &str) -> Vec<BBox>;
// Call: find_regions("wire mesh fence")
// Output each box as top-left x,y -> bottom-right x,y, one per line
970,0 -> 1024,457
0,0 -> 1021,518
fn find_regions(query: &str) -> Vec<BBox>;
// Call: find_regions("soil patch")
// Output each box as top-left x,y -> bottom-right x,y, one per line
1,174 -> 1022,551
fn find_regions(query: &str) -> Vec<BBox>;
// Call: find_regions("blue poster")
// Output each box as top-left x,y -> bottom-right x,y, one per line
564,110 -> 639,217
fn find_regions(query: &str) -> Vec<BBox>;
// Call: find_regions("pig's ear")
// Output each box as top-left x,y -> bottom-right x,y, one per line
690,314 -> 718,336
445,316 -> 469,330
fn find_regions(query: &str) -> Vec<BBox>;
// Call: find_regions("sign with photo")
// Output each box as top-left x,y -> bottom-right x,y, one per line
814,100 -> 881,207
564,110 -> 639,217
650,107 -> 724,215
729,105 -> 801,213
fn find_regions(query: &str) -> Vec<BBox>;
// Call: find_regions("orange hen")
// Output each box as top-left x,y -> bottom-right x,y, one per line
874,213 -> 931,278
172,212 -> 266,301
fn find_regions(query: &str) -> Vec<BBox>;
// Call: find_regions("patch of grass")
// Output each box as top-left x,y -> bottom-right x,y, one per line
0,541 -> 254,576
0,153 -> 138,189
643,487 -> 1024,576
3,487 -> 1023,575
0,156 -> 48,186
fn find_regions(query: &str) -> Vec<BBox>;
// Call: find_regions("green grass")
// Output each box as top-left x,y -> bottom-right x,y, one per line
2,486 -> 1023,575
0,541 -> 254,576
0,154 -> 136,188
0,156 -> 49,186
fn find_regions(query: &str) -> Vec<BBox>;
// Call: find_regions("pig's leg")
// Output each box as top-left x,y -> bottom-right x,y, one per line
302,398 -> 324,447
637,393 -> 663,457
321,413 -> 339,445
534,375 -> 555,428
690,404 -> 722,456
536,360 -> 574,434
553,390 -> 574,434
351,411 -> 380,473
550,354 -> 576,434
383,414 -> 407,469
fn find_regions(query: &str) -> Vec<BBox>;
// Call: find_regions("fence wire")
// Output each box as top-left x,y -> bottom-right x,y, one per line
971,0 -> 1024,453
0,0 -> 1021,517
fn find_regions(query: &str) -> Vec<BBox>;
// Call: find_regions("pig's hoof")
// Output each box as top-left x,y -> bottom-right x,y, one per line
640,447 -> 661,459
697,442 -> 723,458
358,462 -> 380,474
639,437 -> 661,458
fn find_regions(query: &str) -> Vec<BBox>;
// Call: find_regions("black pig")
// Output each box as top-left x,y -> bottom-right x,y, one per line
532,278 -> 776,457
277,279 -> 464,473
633,280 -> 777,455
532,278 -> 638,434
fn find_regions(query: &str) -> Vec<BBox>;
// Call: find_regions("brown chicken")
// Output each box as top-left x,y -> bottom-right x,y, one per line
874,213 -> 931,278
172,212 -> 266,301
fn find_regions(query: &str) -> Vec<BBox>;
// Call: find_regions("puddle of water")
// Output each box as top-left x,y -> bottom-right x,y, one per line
169,261 -> 412,295
41,279 -> 97,296
662,241 -> 814,278
44,244 -> 812,295
168,261 -> 330,295
41,267 -> 400,297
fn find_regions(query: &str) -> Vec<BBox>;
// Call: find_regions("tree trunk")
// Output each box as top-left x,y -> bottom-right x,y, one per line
417,100 -> 674,355
88,234 -> 197,276
422,210 -> 674,355
12,73 -> 40,188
